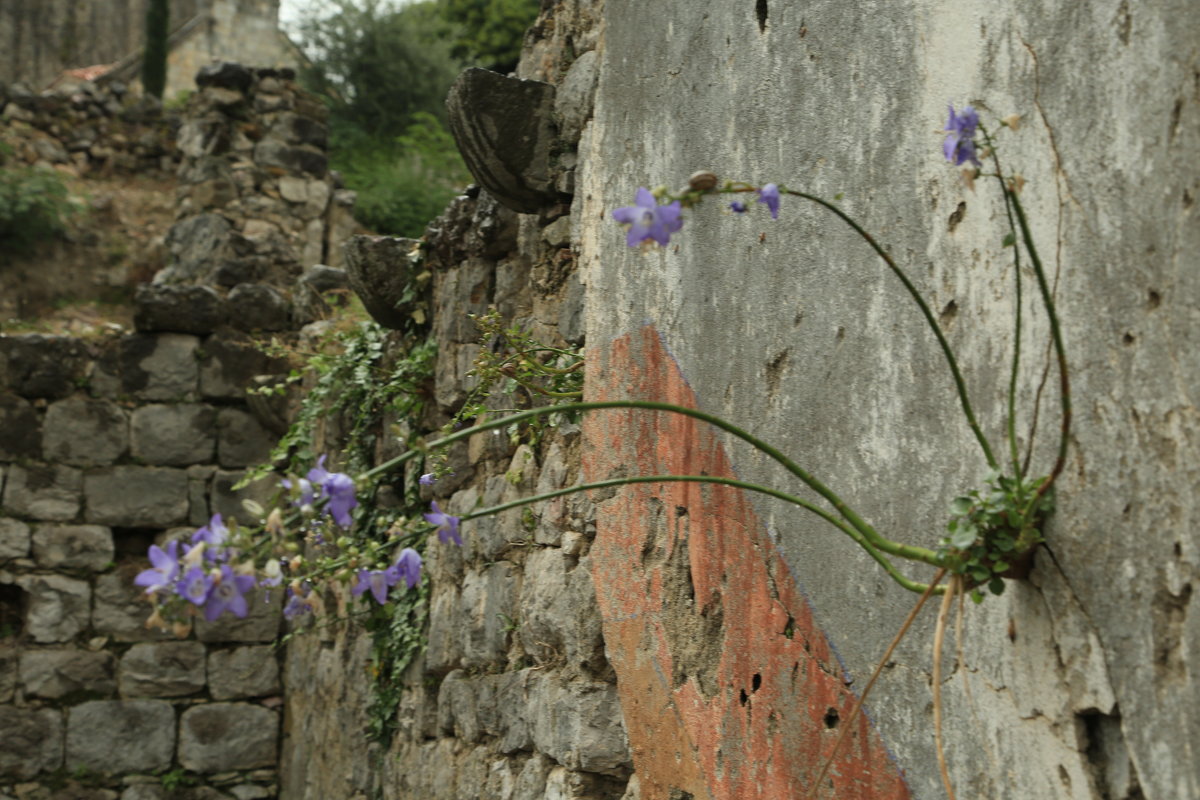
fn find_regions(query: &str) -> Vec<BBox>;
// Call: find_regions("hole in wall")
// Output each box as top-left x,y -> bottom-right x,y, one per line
948,201 -> 967,232
1123,332 -> 1135,345
740,689 -> 749,706
0,582 -> 26,639
755,0 -> 768,32
752,672 -> 762,693
940,299 -> 959,328
823,707 -> 840,728
1147,289 -> 1161,309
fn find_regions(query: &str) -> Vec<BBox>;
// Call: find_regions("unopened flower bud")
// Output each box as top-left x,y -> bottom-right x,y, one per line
688,170 -> 719,192
1001,114 -> 1021,131
265,508 -> 285,537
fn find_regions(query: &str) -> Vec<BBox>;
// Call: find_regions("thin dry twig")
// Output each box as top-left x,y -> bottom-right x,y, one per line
932,575 -> 961,800
806,568 -> 947,799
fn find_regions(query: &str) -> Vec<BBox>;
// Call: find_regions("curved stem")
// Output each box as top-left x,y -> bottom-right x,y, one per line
777,187 -> 999,471
457,473 -> 942,587
361,400 -> 904,558
983,130 -> 1026,481
1007,189 -> 1071,506
933,575 -> 961,800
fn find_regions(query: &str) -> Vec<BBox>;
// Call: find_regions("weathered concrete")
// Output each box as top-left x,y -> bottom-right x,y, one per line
578,2 -> 1200,798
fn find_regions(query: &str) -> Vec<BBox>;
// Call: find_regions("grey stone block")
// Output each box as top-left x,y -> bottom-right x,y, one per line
19,649 -> 116,699
227,284 -> 291,332
528,675 -> 630,776
0,705 -> 63,778
208,645 -> 280,700
0,517 -> 31,560
0,334 -> 91,399
424,586 -> 463,674
178,703 -> 278,772
197,330 -> 286,400
130,403 -> 217,466
31,524 -> 114,570
84,466 -> 188,527
209,470 -> 275,527
216,408 -> 274,468
554,50 -> 599,145
159,213 -> 233,286
118,333 -> 200,401
433,258 -> 495,344
66,700 -> 175,773
253,138 -> 327,178
446,69 -> 559,213
0,392 -> 41,461
0,644 -> 16,702
2,462 -> 83,521
134,284 -> 225,334
458,562 -> 519,668
92,571 -> 174,642
41,395 -> 129,466
18,573 -> 90,642
119,641 -> 207,697
519,549 -> 605,673
194,586 -> 282,643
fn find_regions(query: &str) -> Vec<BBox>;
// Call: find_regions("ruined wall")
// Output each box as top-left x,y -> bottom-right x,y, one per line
576,1 -> 1199,799
0,289 -> 291,800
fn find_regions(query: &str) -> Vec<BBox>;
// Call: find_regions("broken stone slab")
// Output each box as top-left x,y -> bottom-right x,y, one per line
446,68 -> 559,214
158,213 -> 233,286
118,641 -> 207,698
42,395 -> 129,466
178,703 -> 279,772
342,235 -> 425,330
0,705 -> 63,778
19,649 -> 116,699
84,466 -> 189,527
66,700 -> 176,773
31,524 -> 114,570
133,284 -> 225,334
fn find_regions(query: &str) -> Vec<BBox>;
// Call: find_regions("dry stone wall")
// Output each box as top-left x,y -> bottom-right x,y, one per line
0,287 -> 292,800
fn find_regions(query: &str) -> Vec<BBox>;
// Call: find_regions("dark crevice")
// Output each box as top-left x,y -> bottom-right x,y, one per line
755,0 -> 768,32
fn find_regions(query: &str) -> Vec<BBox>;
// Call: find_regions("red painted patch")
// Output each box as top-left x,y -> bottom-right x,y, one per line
584,326 -> 910,800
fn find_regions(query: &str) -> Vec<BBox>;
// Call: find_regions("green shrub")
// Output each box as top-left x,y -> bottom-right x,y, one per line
0,148 -> 77,253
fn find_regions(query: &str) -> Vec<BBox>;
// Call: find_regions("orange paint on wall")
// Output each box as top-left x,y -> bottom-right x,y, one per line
584,326 -> 911,800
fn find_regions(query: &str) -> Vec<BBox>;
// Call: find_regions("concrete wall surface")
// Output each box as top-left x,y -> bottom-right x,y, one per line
579,1 -> 1198,798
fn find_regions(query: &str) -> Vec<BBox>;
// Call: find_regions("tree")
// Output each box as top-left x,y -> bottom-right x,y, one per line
141,0 -> 170,100
438,0 -> 539,74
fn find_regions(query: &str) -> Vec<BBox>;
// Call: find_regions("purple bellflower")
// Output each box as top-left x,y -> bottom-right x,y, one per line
135,540 -> 180,595
424,501 -> 462,546
177,565 -> 214,607
389,548 -> 423,589
322,472 -> 358,528
205,565 -> 256,621
191,514 -> 229,561
757,184 -> 781,219
943,104 -> 981,167
729,201 -> 748,213
419,473 -> 436,486
612,187 -> 684,248
283,585 -> 314,619
352,569 -> 392,605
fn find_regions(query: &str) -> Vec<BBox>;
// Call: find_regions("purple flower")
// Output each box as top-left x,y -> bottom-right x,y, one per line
424,501 -> 462,546
177,565 -> 214,607
204,565 -> 256,621
134,540 -> 180,595
306,454 -> 330,486
388,548 -> 422,589
352,569 -> 391,605
419,473 -> 436,486
943,103 -> 981,167
191,514 -> 229,559
729,201 -> 748,213
283,585 -> 313,619
323,472 -> 358,528
756,184 -> 781,219
612,187 -> 684,248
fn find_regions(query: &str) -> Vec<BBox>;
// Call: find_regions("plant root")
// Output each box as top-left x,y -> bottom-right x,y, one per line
932,575 -> 961,800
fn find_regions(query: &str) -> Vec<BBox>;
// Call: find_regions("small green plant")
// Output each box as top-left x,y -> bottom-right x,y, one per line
158,768 -> 198,791
0,145 -> 79,253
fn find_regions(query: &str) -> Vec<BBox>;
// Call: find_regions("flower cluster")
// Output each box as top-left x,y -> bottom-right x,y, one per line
613,182 -> 781,249
135,454 -> 466,630
943,103 -> 981,167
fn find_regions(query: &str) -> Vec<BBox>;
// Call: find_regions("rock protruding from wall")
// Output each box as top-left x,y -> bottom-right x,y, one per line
0,292 -> 294,798
156,63 -> 357,288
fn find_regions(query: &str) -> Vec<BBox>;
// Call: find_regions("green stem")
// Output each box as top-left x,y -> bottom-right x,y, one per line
982,129 -> 1026,480
362,400 -> 906,557
1006,189 -> 1071,506
458,474 -> 942,591
775,186 -> 999,471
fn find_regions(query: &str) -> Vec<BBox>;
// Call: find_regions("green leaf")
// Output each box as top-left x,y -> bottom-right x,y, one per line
1002,232 -> 1016,247
988,577 -> 1007,596
950,527 -> 977,549
951,497 -> 973,515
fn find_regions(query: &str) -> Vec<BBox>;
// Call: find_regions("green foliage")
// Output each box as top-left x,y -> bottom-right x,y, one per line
297,0 -> 461,138
938,471 -> 1055,601
438,0 -> 540,73
364,578 -> 429,743
158,768 -> 198,791
338,113 -> 470,237
141,0 -> 170,100
0,146 -> 78,253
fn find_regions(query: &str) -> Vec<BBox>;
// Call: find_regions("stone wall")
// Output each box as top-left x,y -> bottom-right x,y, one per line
0,286 -> 292,800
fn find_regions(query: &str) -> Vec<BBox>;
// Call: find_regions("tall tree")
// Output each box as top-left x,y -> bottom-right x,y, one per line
438,0 -> 539,74
141,0 -> 170,100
